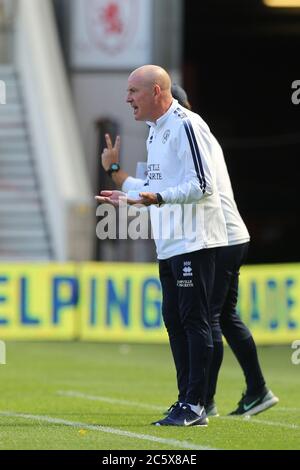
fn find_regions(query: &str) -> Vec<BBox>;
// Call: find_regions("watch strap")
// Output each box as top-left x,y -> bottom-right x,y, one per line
156,193 -> 164,207
107,163 -> 120,177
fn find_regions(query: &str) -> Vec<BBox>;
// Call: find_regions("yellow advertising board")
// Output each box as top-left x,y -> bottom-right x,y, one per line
79,263 -> 167,343
0,262 -> 299,344
238,264 -> 300,344
0,264 -> 78,340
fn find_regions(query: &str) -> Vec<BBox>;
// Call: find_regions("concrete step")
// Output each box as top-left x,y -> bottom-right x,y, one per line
0,208 -> 44,219
0,254 -> 52,261
0,239 -> 50,250
0,220 -> 46,231
0,214 -> 44,224
0,150 -> 31,158
0,139 -> 30,150
0,228 -> 48,239
0,103 -> 24,115
0,204 -> 42,216
0,77 -> 18,88
0,190 -> 40,201
0,119 -> 26,129
0,64 -> 16,77
0,91 -> 20,105
0,177 -> 37,189
0,127 -> 28,138
0,165 -> 35,177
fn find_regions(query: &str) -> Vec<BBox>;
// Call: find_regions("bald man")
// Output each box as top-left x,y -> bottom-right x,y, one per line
96,65 -> 228,427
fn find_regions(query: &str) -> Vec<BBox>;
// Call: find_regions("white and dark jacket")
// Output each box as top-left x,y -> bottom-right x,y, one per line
211,134 -> 250,246
123,99 -> 228,260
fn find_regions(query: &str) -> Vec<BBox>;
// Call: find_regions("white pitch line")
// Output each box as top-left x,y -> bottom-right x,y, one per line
57,390 -> 164,411
276,407 -> 300,412
221,416 -> 300,430
0,411 -> 216,451
245,418 -> 300,430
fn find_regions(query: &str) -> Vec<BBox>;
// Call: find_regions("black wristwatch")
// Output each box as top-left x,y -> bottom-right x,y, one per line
156,193 -> 164,207
107,163 -> 120,177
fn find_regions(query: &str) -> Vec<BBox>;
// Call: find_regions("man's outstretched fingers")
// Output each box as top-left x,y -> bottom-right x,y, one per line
105,134 -> 113,149
114,135 -> 121,152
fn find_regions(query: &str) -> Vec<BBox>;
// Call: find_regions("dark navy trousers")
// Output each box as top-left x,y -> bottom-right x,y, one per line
159,248 -> 215,405
207,241 -> 265,401
210,242 -> 250,343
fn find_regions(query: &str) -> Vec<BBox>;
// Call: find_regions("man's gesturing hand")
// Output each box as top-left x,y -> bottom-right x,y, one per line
95,190 -> 126,207
101,134 -> 120,171
135,192 -> 159,206
95,191 -> 160,207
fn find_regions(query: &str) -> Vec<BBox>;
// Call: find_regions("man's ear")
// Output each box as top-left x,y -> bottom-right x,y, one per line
153,83 -> 161,97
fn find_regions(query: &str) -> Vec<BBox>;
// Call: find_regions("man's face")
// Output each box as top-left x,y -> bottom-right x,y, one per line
126,74 -> 155,122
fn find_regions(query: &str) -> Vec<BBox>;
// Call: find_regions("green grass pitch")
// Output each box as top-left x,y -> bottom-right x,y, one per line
0,341 -> 299,450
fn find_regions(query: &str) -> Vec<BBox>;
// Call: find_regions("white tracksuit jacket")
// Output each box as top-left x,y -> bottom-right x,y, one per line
123,99 -> 228,259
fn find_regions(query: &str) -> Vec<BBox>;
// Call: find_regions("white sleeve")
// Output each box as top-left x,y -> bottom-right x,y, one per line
122,176 -> 148,193
160,122 -> 215,204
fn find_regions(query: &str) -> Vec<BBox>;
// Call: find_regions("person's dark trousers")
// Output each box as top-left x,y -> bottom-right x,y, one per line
159,248 -> 215,406
206,242 -> 266,403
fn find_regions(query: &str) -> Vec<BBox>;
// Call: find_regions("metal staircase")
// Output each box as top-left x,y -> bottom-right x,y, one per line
0,64 -> 52,260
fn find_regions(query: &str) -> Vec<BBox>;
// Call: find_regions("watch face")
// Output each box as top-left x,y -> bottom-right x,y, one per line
111,163 -> 120,171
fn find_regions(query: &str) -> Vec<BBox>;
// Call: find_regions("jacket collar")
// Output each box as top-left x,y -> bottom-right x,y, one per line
147,99 -> 178,130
